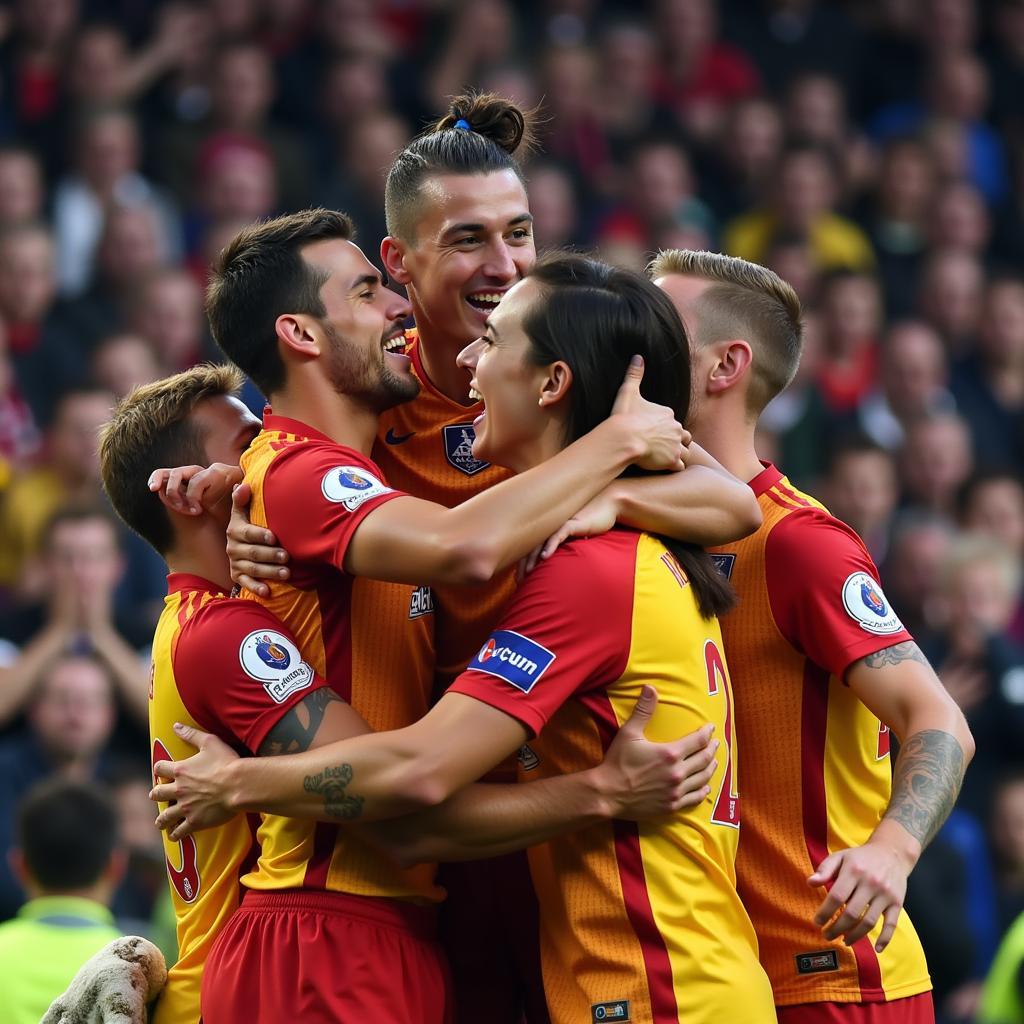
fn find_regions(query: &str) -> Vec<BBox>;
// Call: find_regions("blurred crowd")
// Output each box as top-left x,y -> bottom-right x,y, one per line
0,0 -> 1020,1019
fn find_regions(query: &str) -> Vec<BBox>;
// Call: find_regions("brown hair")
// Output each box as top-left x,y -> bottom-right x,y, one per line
384,91 -> 539,242
205,208 -> 355,397
99,363 -> 244,554
649,249 -> 803,413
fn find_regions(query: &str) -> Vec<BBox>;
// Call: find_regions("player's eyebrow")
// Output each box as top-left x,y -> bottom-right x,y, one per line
485,321 -> 501,341
348,272 -> 381,292
440,213 -> 533,242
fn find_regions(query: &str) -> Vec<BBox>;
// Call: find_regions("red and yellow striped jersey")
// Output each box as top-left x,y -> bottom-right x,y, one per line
238,413 -> 443,903
709,463 -> 930,1006
449,528 -> 775,1024
150,574 -> 332,1024
375,328 -> 516,684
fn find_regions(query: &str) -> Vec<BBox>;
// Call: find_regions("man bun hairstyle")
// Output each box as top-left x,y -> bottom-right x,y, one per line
385,91 -> 539,242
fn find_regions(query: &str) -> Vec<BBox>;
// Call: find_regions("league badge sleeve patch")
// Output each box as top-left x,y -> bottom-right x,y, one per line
841,571 -> 905,635
321,465 -> 393,511
239,629 -> 315,703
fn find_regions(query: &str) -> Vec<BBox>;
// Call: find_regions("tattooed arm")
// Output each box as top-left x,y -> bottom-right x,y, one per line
257,688 -> 370,756
809,641 -> 974,953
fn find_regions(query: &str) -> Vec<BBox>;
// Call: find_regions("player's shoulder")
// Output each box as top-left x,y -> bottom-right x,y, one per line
177,593 -> 284,654
528,528 -> 641,596
764,500 -> 866,561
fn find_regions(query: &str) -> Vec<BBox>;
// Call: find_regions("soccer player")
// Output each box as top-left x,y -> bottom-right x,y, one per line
639,251 -> 969,1023
152,254 -> 778,1024
101,364 -> 716,1024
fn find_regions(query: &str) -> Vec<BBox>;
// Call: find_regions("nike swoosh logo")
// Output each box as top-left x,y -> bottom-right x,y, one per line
385,428 -> 416,445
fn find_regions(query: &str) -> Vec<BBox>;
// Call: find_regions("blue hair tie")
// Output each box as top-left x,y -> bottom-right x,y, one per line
454,118 -> 471,131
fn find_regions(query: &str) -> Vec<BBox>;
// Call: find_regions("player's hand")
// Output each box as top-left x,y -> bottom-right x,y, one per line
611,356 -> 689,472
227,483 -> 290,596
595,685 -> 717,820
148,462 -> 242,515
151,723 -> 240,841
808,840 -> 912,953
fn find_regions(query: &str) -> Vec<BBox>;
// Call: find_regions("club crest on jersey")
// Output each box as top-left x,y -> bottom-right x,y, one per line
711,553 -> 736,579
469,629 -> 556,693
408,585 -> 434,619
592,1002 -> 630,1022
321,465 -> 393,511
443,423 -> 490,476
239,630 -> 314,703
841,571 -> 905,635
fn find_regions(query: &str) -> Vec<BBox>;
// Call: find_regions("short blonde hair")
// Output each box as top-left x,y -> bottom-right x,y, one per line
649,249 -> 803,413
99,363 -> 244,554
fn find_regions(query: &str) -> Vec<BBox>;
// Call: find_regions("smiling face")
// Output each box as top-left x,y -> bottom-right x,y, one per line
456,278 -> 556,472
394,170 -> 535,351
300,237 -> 419,411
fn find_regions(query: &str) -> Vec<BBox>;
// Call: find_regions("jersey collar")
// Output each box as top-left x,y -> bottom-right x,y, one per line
262,410 -> 335,446
748,461 -> 783,497
166,572 -> 227,597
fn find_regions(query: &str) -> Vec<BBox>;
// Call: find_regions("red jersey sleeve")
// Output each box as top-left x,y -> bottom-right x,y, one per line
262,444 -> 406,571
447,532 -> 636,736
174,600 -> 332,754
764,509 -> 913,679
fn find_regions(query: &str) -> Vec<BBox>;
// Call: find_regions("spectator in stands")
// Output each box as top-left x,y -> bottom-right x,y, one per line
856,319 -> 955,451
0,316 -> 40,475
823,435 -> 900,565
925,535 -> 1024,821
0,146 -> 44,228
90,333 -> 162,402
0,778 -> 124,1024
53,108 -> 180,298
595,20 -> 665,158
918,247 -> 985,355
929,180 -> 992,256
991,775 -> 1024,936
883,508 -> 956,643
724,143 -> 876,271
951,276 -> 1024,468
525,162 -> 580,253
126,269 -> 207,375
858,136 -> 936,319
0,655 -> 118,920
899,410 -> 975,516
0,223 -> 87,426
0,388 -> 112,593
815,269 -> 884,417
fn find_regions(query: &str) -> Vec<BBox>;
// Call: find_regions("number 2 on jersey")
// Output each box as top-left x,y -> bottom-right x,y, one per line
704,639 -> 740,828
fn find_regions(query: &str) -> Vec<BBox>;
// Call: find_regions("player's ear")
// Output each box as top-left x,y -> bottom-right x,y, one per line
275,313 -> 321,359
706,339 -> 752,396
381,236 -> 412,286
538,360 -> 573,408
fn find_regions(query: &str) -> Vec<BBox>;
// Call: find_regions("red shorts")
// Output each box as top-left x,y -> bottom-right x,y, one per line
438,851 -> 549,1024
777,992 -> 934,1024
201,889 -> 453,1024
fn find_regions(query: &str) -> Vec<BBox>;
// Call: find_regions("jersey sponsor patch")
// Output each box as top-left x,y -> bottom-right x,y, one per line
592,1001 -> 630,1022
321,465 -> 393,511
443,423 -> 490,476
239,629 -> 315,703
408,584 -> 434,619
795,950 -> 840,975
711,552 -> 736,579
468,629 -> 556,693
841,571 -> 905,635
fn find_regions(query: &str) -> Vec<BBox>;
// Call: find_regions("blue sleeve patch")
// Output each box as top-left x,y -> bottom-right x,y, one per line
467,629 -> 557,693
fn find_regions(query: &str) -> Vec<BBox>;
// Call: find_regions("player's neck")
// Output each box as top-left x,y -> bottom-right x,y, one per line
417,330 -> 476,406
166,521 -> 234,593
270,379 -> 379,455
690,406 -> 764,484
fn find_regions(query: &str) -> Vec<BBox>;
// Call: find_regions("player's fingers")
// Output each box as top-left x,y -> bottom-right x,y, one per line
235,573 -> 271,598
611,355 -> 645,412
173,721 -> 212,748
150,780 -> 179,805
162,468 -> 187,511
231,481 -> 253,511
541,525 -> 573,559
812,864 -> 854,927
677,742 -> 720,795
524,543 -> 544,575
169,818 -> 197,843
147,469 -> 170,492
808,850 -> 843,888
154,802 -> 185,831
231,556 -> 289,581
621,684 -> 658,733
823,881 -> 876,940
671,722 -> 715,759
874,903 -> 902,953
672,784 -> 711,811
840,897 -> 884,946
151,759 -> 178,783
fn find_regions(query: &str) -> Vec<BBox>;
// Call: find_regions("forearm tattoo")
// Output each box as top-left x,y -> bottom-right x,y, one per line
257,688 -> 345,756
862,641 -> 929,669
303,763 -> 365,821
884,729 -> 965,848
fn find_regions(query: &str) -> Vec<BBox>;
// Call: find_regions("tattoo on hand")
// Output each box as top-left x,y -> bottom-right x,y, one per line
885,729 -> 965,848
303,763 -> 365,821
862,642 -> 929,670
257,689 -> 345,756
